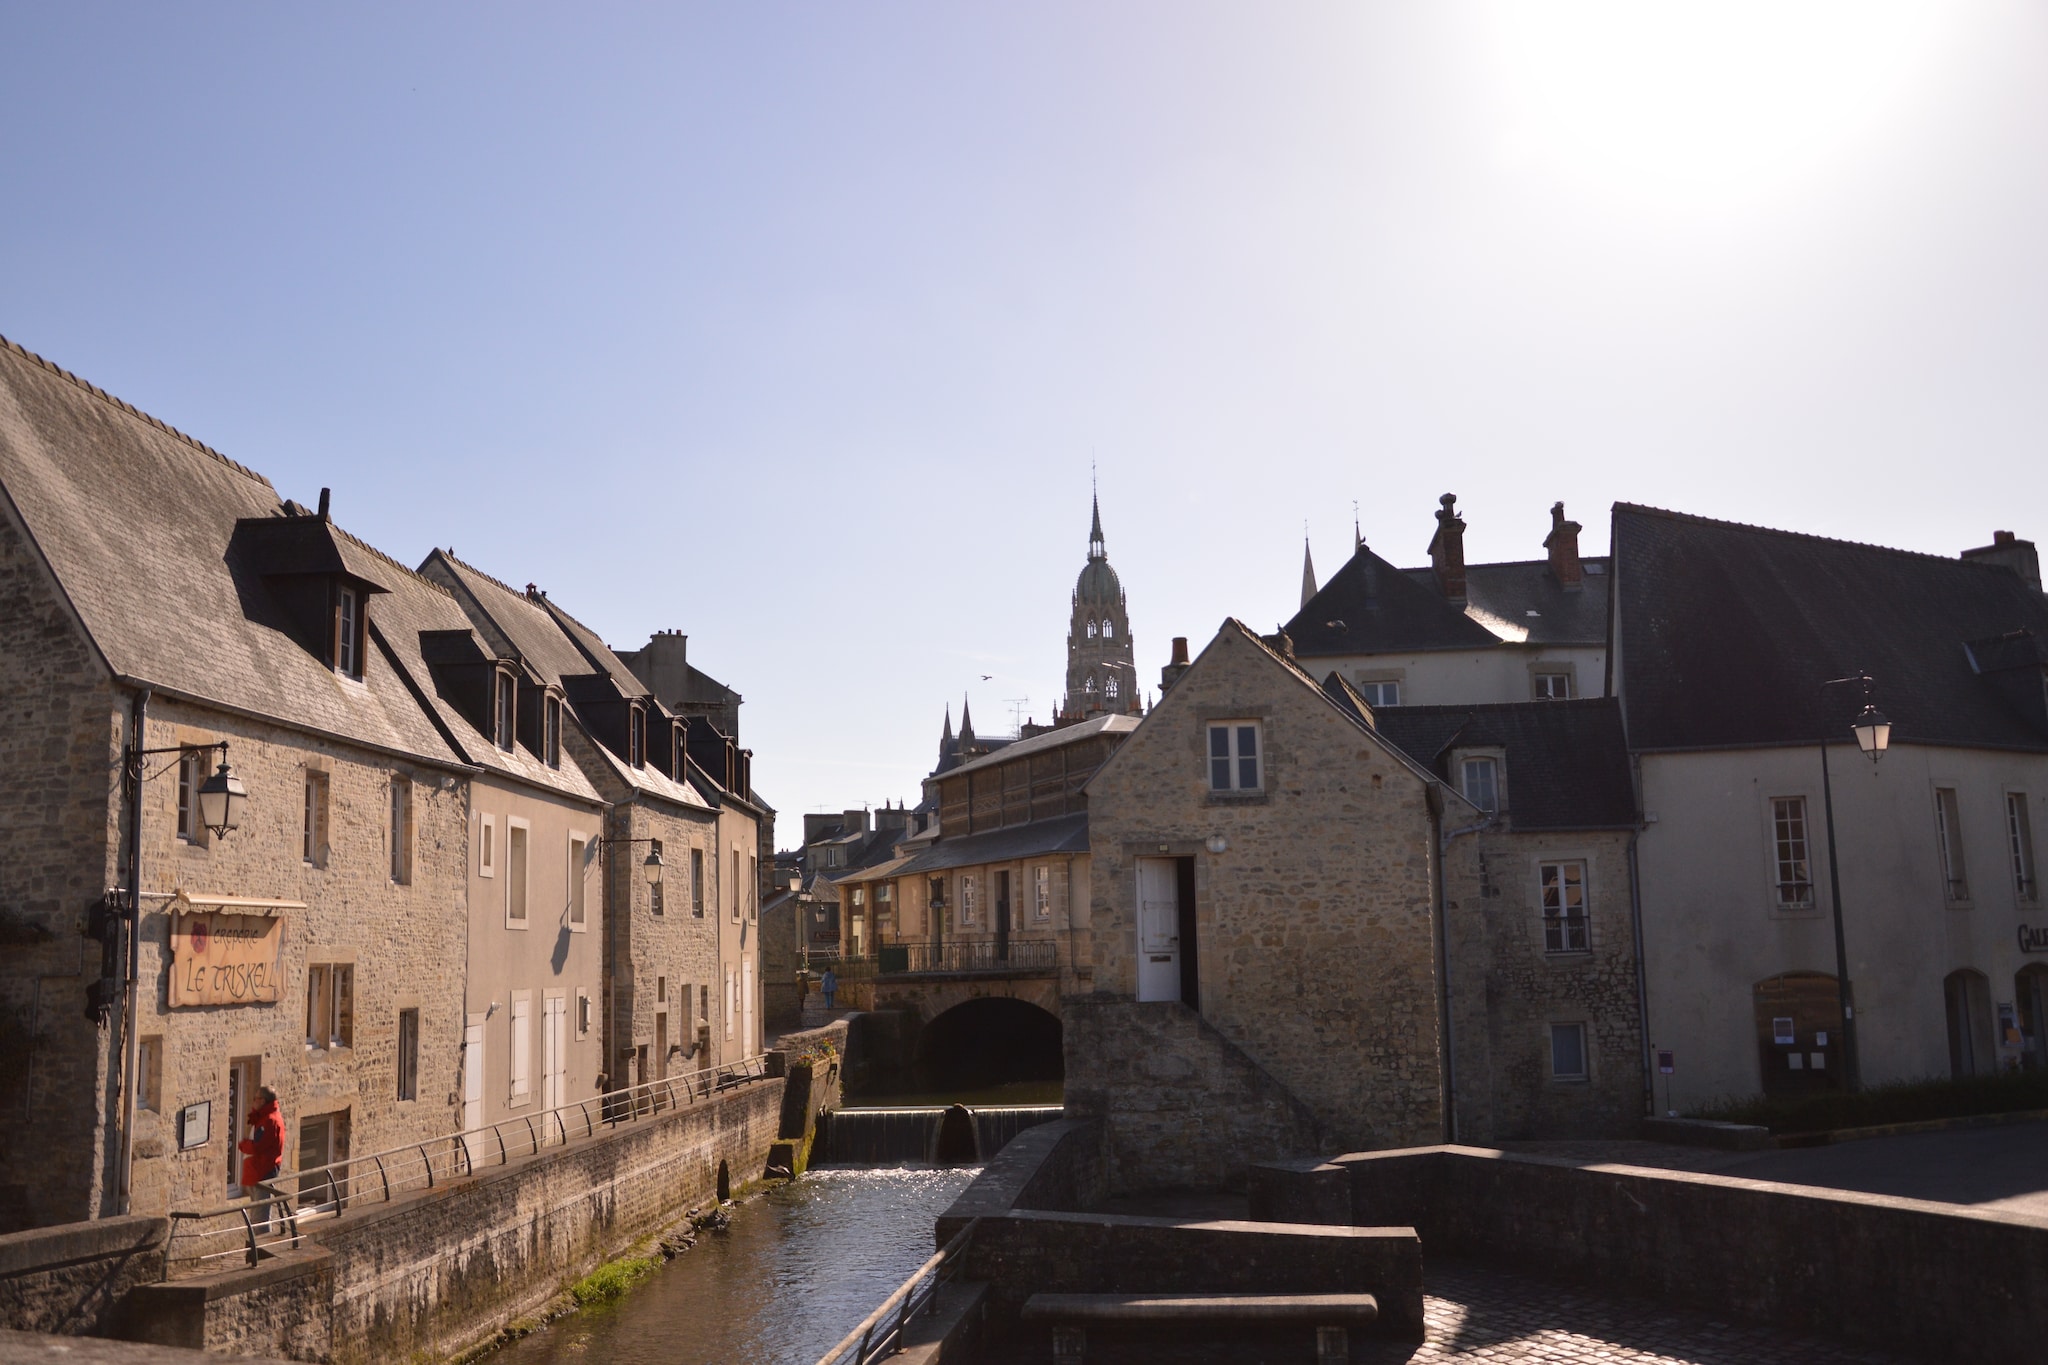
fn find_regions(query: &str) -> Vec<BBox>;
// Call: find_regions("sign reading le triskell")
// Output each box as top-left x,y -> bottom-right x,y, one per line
168,892 -> 297,1006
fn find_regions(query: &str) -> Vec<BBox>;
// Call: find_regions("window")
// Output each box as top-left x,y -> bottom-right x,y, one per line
479,814 -> 497,877
176,750 -> 206,843
725,969 -> 736,1040
657,974 -> 666,1004
1461,758 -> 1498,814
851,887 -> 865,910
1541,861 -> 1589,952
2009,794 -> 2037,902
674,732 -> 688,779
1549,1023 -> 1588,1080
390,776 -> 413,884
700,984 -> 710,1029
568,836 -> 588,927
750,854 -> 758,922
506,821 -> 530,925
543,696 -> 562,769
137,1035 -> 162,1112
731,850 -> 741,921
961,874 -> 979,927
494,671 -> 516,751
1934,787 -> 1969,901
1208,723 -> 1262,792
336,586 -> 360,678
303,772 -> 330,866
1102,619 -> 1114,639
629,707 -> 645,767
510,994 -> 531,1104
1084,676 -> 1096,694
305,963 -> 354,1049
691,848 -> 705,917
1772,798 -> 1814,908
1106,674 -> 1121,700
651,878 -> 665,915
1086,619 -> 1098,638
1358,680 -> 1401,708
576,989 -> 592,1037
396,1009 -> 419,1101
1035,866 -> 1051,922
1533,672 -> 1571,700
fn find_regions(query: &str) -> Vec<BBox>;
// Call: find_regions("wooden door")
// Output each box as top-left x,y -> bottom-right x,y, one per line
461,1022 -> 485,1169
1136,858 -> 1180,1003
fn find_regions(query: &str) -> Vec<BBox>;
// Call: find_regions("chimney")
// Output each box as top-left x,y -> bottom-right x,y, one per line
316,487 -> 331,520
1428,493 -> 1467,603
1961,530 -> 2043,593
1160,636 -> 1192,693
1544,501 -> 1584,590
842,808 -> 869,837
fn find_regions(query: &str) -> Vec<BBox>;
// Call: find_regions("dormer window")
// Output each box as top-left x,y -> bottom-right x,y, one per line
628,705 -> 646,768
335,586 -> 362,678
674,731 -> 688,780
494,671 -> 517,751
1461,757 -> 1499,813
543,695 -> 562,769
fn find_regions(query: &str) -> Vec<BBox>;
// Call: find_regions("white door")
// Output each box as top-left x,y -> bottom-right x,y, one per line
743,959 -> 756,1057
1136,858 -> 1181,1003
542,998 -> 566,1143
461,1022 -> 484,1168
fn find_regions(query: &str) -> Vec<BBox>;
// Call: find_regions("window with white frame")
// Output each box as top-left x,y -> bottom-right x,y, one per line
1461,757 -> 1498,813
1208,722 -> 1262,792
1035,866 -> 1051,921
390,775 -> 413,884
568,835 -> 589,927
506,821 -> 530,925
1540,861 -> 1589,952
1102,619 -> 1114,638
1532,672 -> 1571,700
493,671 -> 516,751
1086,619 -> 1098,638
1549,1023 -> 1588,1079
2009,793 -> 2037,902
1084,676 -> 1096,695
1106,674 -> 1120,700
1358,679 -> 1401,708
961,874 -> 979,927
1772,797 -> 1814,908
303,771 -> 330,866
628,706 -> 645,767
1934,787 -> 1969,901
543,695 -> 562,768
176,749 -> 206,844
509,994 -> 531,1103
305,963 -> 353,1049
336,585 -> 361,678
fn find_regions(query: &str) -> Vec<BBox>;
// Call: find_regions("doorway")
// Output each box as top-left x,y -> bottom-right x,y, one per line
225,1056 -> 262,1196
461,1021 -> 484,1169
543,995 -> 566,1142
995,870 -> 1012,963
1752,973 -> 1842,1097
296,1110 -> 349,1212
2017,966 -> 2048,1071
1945,969 -> 1995,1078
742,958 -> 756,1057
1135,857 -> 1197,1006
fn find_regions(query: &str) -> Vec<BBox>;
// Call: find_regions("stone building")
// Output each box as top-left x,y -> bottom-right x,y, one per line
1059,493 -> 1143,722
1073,619 -> 1644,1188
1284,494 -> 1608,708
1610,505 -> 2048,1107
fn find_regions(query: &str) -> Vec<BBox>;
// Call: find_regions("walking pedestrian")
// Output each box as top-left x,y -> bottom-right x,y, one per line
821,966 -> 838,1011
238,1085 -> 285,1232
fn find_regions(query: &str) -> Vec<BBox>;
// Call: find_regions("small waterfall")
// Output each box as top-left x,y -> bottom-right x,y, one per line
817,1104 -> 1064,1165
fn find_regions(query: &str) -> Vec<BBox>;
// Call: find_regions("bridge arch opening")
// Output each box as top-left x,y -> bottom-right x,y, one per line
915,997 -> 1063,1096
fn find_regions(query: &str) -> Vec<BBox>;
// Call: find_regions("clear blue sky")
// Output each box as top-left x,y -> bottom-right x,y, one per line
5,4 -> 2046,832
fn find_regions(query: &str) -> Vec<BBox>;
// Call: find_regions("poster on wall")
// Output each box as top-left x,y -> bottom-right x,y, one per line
169,908 -> 285,1006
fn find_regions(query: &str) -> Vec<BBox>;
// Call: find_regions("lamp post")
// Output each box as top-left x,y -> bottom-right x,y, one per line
1818,673 -> 1891,1094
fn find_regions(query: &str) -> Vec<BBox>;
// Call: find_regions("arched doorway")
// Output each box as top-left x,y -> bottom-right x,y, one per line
914,997 -> 1063,1098
1945,969 -> 1995,1078
2016,966 -> 2048,1072
1753,972 -> 1844,1097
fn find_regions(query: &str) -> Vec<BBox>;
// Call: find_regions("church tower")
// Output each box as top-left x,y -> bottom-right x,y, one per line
1060,491 -> 1137,719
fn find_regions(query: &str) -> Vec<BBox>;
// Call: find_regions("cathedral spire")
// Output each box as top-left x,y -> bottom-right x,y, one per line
1301,532 -> 1318,610
1088,490 -> 1105,561
959,693 -> 976,744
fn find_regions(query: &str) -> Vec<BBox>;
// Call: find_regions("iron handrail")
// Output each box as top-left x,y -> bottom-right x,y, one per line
812,1218 -> 978,1365
884,938 -> 1058,974
164,1054 -> 771,1268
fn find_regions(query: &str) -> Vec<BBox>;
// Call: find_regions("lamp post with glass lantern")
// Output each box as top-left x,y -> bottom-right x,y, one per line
1818,673 -> 1891,1094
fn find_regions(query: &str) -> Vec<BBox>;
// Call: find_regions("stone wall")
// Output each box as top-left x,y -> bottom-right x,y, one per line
1250,1144 -> 2048,1365
1443,828 -> 1645,1141
0,1216 -> 166,1336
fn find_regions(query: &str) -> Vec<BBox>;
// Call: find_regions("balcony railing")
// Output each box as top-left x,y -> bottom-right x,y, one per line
880,939 -> 1059,975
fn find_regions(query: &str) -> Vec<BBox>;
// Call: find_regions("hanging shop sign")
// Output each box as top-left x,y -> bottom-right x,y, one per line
168,893 -> 298,1006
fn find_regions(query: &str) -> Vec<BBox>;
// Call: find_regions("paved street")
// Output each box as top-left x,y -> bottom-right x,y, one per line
1507,1117 -> 2048,1219
1356,1260 -> 1920,1365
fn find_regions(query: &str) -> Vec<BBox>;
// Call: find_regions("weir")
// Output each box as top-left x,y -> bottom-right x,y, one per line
817,1105 -> 1063,1165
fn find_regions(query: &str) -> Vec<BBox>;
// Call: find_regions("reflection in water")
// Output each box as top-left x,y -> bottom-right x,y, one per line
491,1166 -> 978,1365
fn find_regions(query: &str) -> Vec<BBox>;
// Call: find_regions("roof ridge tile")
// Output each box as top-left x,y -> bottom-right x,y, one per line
1613,501 -> 1985,568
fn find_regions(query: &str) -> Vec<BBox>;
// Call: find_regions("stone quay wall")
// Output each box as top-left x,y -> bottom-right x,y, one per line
1248,1144 -> 2048,1365
0,1216 -> 167,1337
122,1075 -> 786,1363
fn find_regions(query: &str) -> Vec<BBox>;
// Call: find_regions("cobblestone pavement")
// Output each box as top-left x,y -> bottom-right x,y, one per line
1353,1260 -> 1922,1364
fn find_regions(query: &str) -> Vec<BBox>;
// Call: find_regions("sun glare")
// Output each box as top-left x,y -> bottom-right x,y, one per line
1481,2 -> 1955,216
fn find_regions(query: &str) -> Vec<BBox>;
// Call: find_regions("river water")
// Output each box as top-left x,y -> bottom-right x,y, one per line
492,1165 -> 979,1365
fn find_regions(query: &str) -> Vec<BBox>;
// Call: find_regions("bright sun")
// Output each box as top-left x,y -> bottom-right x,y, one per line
1479,2 -> 1957,216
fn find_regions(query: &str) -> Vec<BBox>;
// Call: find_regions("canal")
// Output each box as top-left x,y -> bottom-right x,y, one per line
492,1165 -> 980,1365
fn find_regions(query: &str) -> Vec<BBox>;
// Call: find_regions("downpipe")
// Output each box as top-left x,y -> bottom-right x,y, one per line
1430,785 -> 1495,1147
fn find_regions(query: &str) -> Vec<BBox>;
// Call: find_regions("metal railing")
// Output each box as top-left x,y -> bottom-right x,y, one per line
165,1055 -> 771,1272
812,1218 -> 978,1365
883,938 -> 1058,975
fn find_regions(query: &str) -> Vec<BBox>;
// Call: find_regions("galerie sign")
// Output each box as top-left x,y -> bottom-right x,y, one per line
170,909 -> 285,1006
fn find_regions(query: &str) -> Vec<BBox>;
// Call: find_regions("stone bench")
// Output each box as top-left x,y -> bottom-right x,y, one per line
1021,1292 -> 1378,1363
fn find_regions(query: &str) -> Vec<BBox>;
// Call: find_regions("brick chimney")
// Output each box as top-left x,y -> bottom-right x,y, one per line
1544,501 -> 1584,590
1160,636 -> 1192,694
1428,493 -> 1467,604
1961,530 -> 2042,593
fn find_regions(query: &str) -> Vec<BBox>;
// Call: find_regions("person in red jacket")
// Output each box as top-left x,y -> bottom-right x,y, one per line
237,1086 -> 284,1228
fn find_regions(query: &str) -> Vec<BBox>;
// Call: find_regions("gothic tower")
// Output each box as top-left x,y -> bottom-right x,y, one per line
1061,491 -> 1137,719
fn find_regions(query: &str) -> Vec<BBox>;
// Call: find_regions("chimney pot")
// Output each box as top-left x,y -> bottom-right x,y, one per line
1170,637 -> 1189,666
317,488 -> 331,520
1427,493 -> 1468,603
1544,500 -> 1585,591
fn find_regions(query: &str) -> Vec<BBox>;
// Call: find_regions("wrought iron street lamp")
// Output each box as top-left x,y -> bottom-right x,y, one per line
1819,674 -> 1890,1093
596,835 -> 664,885
195,751 -> 248,839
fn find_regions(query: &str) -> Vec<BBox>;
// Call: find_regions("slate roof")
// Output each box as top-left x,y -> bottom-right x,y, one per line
1285,544 -> 1502,655
1369,698 -> 1638,831
942,713 -> 1141,782
885,812 -> 1091,878
0,335 -> 465,767
1612,504 -> 2048,753
1400,557 -> 1611,647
